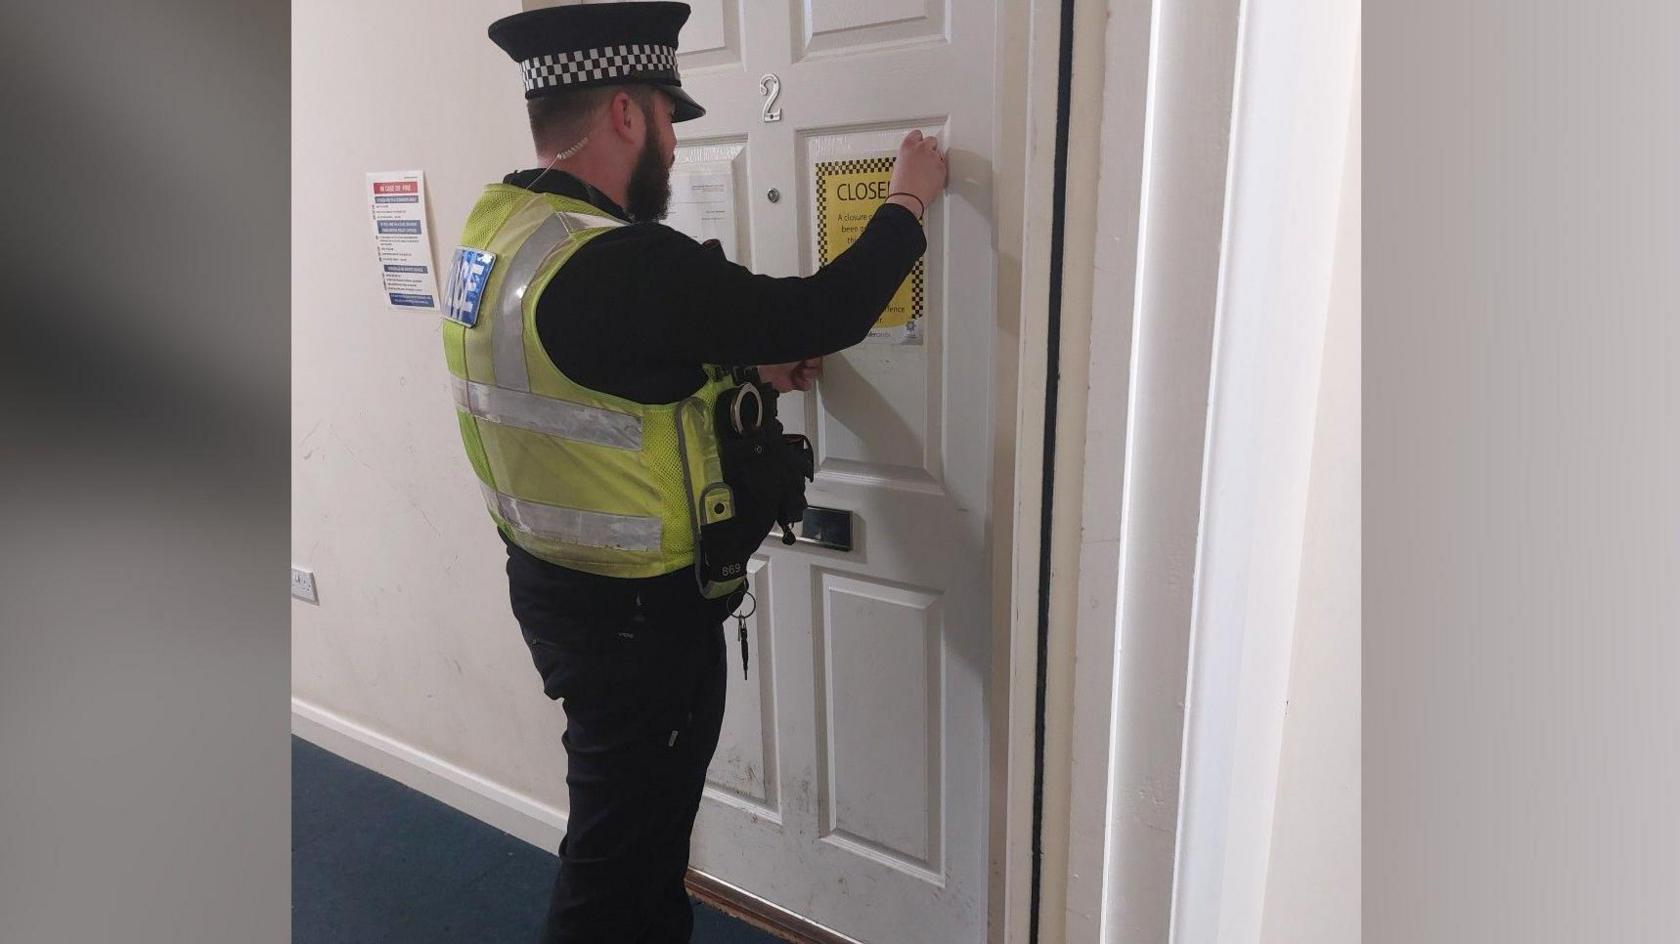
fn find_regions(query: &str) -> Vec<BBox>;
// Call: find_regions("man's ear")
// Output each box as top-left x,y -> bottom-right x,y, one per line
607,90 -> 640,144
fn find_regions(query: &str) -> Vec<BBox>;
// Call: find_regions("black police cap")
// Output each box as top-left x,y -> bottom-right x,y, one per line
488,1 -> 706,122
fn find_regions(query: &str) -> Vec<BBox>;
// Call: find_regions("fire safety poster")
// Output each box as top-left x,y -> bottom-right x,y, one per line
814,156 -> 925,345
366,170 -> 440,311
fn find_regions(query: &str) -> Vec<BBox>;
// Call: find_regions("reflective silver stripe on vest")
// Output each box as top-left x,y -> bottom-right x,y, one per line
452,376 -> 641,450
492,210 -> 626,392
559,211 -> 627,232
482,484 -> 661,551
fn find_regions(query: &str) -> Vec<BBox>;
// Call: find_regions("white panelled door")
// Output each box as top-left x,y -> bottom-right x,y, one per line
600,2 -> 999,941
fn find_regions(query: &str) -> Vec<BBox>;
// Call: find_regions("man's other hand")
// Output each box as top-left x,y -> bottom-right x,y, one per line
758,358 -> 823,393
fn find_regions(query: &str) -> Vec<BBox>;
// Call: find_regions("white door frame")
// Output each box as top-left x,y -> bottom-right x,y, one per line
997,0 -> 1360,943
988,0 -> 1092,940
993,0 -> 1171,940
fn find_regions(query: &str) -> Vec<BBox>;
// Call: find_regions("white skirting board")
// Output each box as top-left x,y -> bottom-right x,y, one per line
291,697 -> 567,853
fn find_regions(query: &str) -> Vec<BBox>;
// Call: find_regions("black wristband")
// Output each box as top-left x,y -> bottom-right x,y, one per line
885,191 -> 926,220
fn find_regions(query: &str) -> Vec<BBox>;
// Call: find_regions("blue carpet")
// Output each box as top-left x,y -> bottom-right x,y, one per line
293,736 -> 783,943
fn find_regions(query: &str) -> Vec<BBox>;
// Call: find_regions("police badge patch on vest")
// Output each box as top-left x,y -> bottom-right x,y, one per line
443,247 -> 498,327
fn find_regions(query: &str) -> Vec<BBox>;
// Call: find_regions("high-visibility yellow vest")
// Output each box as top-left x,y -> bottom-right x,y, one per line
440,184 -> 744,599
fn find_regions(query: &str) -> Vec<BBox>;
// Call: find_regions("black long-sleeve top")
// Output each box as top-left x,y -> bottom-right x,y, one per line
506,168 -> 926,404
496,169 -> 927,639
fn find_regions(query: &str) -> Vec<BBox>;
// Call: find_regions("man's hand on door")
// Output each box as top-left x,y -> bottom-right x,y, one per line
758,358 -> 823,393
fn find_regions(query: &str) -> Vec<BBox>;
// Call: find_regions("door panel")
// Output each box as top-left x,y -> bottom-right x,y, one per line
671,139 -> 752,266
795,0 -> 947,60
797,121 -> 946,488
816,570 -> 944,880
671,0 -> 740,71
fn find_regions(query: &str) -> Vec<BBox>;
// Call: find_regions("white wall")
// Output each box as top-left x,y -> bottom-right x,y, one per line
1168,0 -> 1359,935
1258,58 -> 1361,944
290,0 -> 578,819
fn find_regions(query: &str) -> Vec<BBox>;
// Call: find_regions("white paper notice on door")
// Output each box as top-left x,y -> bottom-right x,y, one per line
366,170 -> 439,311
664,162 -> 738,261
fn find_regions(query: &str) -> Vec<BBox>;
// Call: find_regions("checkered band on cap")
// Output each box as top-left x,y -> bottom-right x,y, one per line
521,44 -> 679,91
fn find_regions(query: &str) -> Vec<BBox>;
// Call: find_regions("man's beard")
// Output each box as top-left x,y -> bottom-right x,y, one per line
625,131 -> 671,223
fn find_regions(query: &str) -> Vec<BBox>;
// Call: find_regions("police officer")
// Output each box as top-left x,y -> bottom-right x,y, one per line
442,3 -> 946,941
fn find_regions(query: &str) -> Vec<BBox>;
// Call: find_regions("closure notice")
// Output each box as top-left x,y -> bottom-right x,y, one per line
814,155 -> 925,345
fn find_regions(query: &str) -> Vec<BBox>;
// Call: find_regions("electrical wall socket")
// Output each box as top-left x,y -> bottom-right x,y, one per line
291,566 -> 319,604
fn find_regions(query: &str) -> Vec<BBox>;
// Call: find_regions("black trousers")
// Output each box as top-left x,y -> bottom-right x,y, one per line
507,548 -> 729,944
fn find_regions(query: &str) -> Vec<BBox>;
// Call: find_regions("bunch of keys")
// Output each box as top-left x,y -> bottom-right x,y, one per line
732,589 -> 757,680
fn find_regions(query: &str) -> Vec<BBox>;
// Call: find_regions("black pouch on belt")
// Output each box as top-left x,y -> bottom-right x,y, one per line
698,373 -> 815,586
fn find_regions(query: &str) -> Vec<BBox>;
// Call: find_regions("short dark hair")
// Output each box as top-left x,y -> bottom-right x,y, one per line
526,84 -> 655,151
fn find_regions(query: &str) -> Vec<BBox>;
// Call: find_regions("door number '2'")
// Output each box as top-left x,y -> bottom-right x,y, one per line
760,74 -> 783,123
